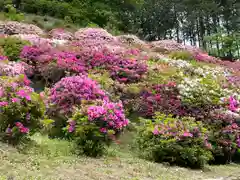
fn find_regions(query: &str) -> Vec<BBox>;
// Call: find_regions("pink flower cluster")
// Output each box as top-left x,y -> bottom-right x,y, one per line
140,82 -> 184,117
219,123 -> 240,149
87,101 -> 129,132
15,122 -> 29,134
48,76 -> 108,114
0,101 -> 8,107
16,89 -> 31,101
74,28 -> 116,43
152,120 -> 202,141
193,52 -> 219,63
0,61 -> 26,76
49,28 -> 73,40
228,96 -> 238,112
0,55 -> 8,61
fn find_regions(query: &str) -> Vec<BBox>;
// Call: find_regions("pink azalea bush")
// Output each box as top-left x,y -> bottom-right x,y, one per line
65,100 -> 129,156
134,113 -> 213,168
0,75 -> 45,144
193,52 -> 219,63
21,43 -> 147,83
21,45 -> 87,84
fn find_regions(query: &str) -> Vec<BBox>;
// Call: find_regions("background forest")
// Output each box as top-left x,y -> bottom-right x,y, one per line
0,0 -> 239,60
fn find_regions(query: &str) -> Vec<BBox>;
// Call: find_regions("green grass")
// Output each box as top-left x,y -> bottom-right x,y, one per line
0,134 -> 240,180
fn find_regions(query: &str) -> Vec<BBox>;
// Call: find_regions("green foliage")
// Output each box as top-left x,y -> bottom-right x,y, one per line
169,51 -> 194,61
204,31 -> 240,59
147,61 -> 178,84
88,71 -> 119,101
4,4 -> 24,21
67,110 -> 111,157
134,114 -> 213,168
0,37 -> 30,61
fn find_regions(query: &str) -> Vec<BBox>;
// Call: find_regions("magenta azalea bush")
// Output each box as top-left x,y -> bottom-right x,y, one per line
139,82 -> 184,117
0,75 -> 45,144
65,100 -> 129,156
48,76 -> 108,115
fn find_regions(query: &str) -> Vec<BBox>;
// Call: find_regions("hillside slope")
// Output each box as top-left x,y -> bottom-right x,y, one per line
0,20 -> 240,180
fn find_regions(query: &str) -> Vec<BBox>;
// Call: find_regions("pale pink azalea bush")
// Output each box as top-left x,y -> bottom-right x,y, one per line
74,28 -> 115,42
49,28 -> 74,40
12,34 -> 52,46
0,21 -> 44,35
0,60 -> 33,78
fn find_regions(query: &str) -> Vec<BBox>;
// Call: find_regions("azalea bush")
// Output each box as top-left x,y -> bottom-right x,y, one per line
65,101 -> 129,157
209,123 -> 240,164
139,82 -> 184,118
21,45 -> 86,84
46,75 -> 109,137
47,75 -> 108,115
0,37 -> 30,61
178,76 -> 224,107
49,28 -> 73,40
134,113 -> 213,168
0,75 -> 45,144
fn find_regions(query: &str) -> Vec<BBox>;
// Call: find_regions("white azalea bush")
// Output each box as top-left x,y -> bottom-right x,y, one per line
178,76 -> 225,107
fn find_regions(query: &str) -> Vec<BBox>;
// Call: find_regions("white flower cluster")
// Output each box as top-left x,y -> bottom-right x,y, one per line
160,57 -> 230,79
11,34 -> 68,47
177,76 -> 224,106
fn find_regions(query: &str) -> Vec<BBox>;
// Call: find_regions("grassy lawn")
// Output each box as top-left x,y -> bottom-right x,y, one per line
0,134 -> 239,180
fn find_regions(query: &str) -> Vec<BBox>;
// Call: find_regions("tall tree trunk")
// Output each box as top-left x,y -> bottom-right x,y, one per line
199,16 -> 206,49
213,16 -> 220,56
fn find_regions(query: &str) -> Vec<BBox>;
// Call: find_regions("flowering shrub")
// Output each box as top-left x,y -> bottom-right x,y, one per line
65,100 -> 129,157
0,60 -> 34,78
12,34 -> 52,46
0,37 -> 30,61
134,113 -> 213,168
139,82 -> 184,117
21,45 -> 87,84
110,58 -> 147,83
193,52 -> 219,63
68,45 -> 148,83
178,76 -> 224,107
0,75 -> 45,144
49,28 -> 73,40
48,76 -> 108,115
74,28 -> 115,43
0,21 -> 44,35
